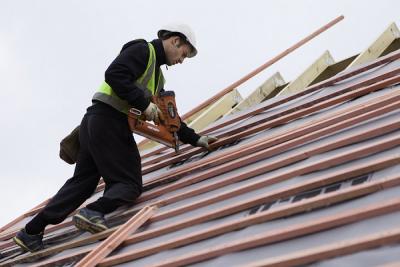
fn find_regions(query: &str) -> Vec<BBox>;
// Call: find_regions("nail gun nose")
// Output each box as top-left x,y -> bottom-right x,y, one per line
173,132 -> 180,153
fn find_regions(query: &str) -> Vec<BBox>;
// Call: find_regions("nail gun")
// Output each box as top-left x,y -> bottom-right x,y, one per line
128,91 -> 181,153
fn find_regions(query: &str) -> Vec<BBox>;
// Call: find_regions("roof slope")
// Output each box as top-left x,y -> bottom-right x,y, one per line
1,34 -> 400,267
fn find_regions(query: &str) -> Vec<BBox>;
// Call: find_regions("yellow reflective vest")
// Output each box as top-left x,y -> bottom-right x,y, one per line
92,42 -> 165,114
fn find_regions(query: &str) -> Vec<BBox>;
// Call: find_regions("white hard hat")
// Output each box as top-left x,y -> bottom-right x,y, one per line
158,23 -> 197,58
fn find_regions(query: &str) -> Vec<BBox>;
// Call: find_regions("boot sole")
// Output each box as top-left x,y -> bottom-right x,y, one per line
73,214 -> 108,234
13,236 -> 42,252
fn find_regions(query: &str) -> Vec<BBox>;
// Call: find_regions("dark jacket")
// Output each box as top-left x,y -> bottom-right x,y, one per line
97,39 -> 200,146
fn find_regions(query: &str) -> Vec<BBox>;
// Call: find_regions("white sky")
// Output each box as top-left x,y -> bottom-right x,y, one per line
1,0 -> 399,228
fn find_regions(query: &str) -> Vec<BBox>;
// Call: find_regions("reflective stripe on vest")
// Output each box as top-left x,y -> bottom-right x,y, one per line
92,42 -> 165,114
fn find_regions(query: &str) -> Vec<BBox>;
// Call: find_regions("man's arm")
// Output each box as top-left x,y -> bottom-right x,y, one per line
105,40 -> 151,112
177,121 -> 218,149
177,120 -> 201,147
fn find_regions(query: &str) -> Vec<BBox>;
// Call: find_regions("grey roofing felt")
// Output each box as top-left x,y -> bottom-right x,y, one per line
140,78 -> 399,187
2,53 -> 400,267
148,119 -> 399,221
310,244 -> 400,267
116,146 -> 400,252
116,186 -> 400,267
25,86 -> 398,266
200,59 -> 400,136
139,55 -> 400,166
56,83 -> 399,223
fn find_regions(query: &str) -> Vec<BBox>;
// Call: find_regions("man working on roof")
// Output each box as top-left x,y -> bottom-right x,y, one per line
14,23 -> 217,252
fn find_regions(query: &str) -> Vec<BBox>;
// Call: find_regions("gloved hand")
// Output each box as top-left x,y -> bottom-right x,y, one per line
143,102 -> 163,124
196,135 -> 218,150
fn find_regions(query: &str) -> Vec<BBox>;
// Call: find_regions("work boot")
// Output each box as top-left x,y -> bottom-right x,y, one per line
73,208 -> 109,234
13,229 -> 44,252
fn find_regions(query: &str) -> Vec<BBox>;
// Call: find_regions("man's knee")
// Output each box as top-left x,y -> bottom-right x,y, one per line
104,182 -> 142,204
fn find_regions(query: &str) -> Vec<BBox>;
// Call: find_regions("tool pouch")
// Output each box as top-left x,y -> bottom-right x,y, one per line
59,125 -> 80,164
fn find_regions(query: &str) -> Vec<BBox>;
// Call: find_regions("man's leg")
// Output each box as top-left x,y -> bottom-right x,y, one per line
82,114 -> 142,216
14,115 -> 100,251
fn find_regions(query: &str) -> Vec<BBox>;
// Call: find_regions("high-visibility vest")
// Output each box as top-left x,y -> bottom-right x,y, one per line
92,42 -> 165,114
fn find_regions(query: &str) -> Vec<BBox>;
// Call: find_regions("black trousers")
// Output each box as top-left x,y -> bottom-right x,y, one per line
26,104 -> 142,233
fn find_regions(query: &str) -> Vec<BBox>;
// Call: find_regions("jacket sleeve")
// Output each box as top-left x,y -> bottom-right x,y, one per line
177,119 -> 201,147
104,41 -> 150,112
159,88 -> 200,146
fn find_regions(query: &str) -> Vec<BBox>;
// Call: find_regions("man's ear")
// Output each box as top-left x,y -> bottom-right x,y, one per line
173,36 -> 182,48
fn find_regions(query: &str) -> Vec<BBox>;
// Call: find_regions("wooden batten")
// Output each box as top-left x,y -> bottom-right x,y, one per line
75,206 -> 157,267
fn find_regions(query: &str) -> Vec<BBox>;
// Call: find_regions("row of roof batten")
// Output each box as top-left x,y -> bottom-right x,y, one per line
3,93 -> 400,264
33,21 -> 400,266
141,88 -> 400,190
142,96 -> 400,205
0,81 -> 400,264
140,67 -> 400,175
99,178 -> 400,265
0,199 -> 48,234
149,120 -> 400,222
123,154 -> 400,247
138,15 -> 344,157
138,22 -> 400,157
2,20 -> 400,267
0,178 -> 108,239
138,99 -> 400,213
36,177 -> 400,266
1,55 -> 398,247
148,194 -> 400,267
143,99 -> 400,220
14,140 -> 400,266
139,46 -> 400,162
245,223 -> 400,266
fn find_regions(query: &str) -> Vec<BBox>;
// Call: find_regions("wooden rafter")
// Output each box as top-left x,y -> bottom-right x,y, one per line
187,89 -> 242,132
277,50 -> 335,96
347,22 -> 400,69
225,72 -> 285,116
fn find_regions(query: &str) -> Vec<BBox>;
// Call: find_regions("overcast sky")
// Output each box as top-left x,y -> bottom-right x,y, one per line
1,0 -> 399,228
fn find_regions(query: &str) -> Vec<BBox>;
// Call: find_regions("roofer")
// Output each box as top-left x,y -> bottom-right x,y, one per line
13,23 -> 217,252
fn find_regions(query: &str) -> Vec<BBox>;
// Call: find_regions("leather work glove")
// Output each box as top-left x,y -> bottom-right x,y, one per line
143,102 -> 164,124
196,135 -> 218,150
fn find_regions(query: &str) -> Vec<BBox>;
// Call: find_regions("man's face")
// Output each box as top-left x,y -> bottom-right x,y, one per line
165,37 -> 192,66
